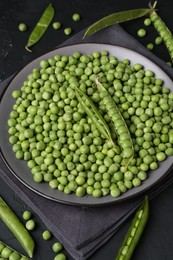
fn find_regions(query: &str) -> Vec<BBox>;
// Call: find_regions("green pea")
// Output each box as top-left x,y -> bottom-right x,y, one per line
155,36 -> 163,45
0,242 -> 5,253
9,251 -> 21,260
146,43 -> 154,51
53,21 -> 61,30
54,253 -> 66,260
64,27 -> 72,35
110,188 -> 121,197
18,23 -> 27,32
138,171 -> 147,181
42,230 -> 52,240
92,189 -> 102,198
52,242 -> 63,253
1,247 -> 13,258
132,177 -> 141,187
22,210 -> 32,221
76,187 -> 85,197
166,147 -> 173,156
144,18 -> 151,26
25,219 -> 36,231
137,28 -> 146,37
75,175 -> 85,185
156,152 -> 166,161
72,13 -> 81,22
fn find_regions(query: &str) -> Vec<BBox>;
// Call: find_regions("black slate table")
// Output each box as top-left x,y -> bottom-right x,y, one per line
1,1 -> 173,259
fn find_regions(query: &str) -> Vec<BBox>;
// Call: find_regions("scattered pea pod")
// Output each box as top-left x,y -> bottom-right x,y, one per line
83,8 -> 152,38
115,196 -> 149,260
95,79 -> 134,166
74,87 -> 120,154
25,3 -> 55,52
0,197 -> 35,258
150,2 -> 173,63
0,239 -> 29,260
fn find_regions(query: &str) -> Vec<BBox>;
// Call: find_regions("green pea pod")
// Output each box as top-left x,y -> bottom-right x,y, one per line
0,197 -> 35,258
75,87 -> 120,154
115,196 -> 149,260
83,8 -> 151,38
150,10 -> 173,62
0,240 -> 29,259
25,3 -> 55,52
95,79 -> 134,167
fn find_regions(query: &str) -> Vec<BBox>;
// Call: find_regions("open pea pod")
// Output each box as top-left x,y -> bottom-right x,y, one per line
83,8 -> 151,38
115,196 -> 149,260
0,240 -> 29,260
74,87 -> 120,154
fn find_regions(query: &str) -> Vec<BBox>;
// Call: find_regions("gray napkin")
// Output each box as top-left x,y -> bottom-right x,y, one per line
1,24 -> 173,260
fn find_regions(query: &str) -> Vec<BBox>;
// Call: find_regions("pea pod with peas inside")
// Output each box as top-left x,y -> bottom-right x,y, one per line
150,3 -> 173,63
74,85 -> 120,154
0,197 -> 35,258
25,3 -> 55,52
115,196 -> 149,260
0,239 -> 29,260
95,78 -> 134,167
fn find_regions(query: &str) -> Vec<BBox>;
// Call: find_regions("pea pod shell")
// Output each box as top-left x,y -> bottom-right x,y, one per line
75,90 -> 108,137
83,8 -> 151,38
0,240 -> 29,259
75,87 -> 112,138
95,79 -> 134,165
115,196 -> 149,260
75,88 -> 120,154
25,3 -> 55,52
0,197 -> 35,258
150,11 -> 173,61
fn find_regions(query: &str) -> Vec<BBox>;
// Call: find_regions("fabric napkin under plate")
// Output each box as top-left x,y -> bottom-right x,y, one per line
1,24 -> 173,260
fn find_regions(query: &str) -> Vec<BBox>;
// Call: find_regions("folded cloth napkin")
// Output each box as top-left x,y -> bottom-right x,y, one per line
1,24 -> 173,260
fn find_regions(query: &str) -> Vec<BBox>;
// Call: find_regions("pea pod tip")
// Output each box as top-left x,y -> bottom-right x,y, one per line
25,45 -> 32,52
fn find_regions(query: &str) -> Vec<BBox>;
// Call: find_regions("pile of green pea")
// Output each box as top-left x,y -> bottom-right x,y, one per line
7,50 -> 173,198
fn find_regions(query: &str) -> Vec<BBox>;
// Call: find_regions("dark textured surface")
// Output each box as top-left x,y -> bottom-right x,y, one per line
0,0 -> 172,81
1,1 -> 173,260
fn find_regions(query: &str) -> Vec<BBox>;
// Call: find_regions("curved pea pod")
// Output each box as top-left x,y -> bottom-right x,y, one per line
95,79 -> 134,167
115,196 -> 149,260
0,197 -> 35,258
83,8 -> 151,38
150,9 -> 173,63
75,87 -> 120,154
25,3 -> 55,52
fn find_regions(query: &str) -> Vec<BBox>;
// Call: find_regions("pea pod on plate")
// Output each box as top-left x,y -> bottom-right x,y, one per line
74,86 -> 120,154
95,78 -> 134,167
